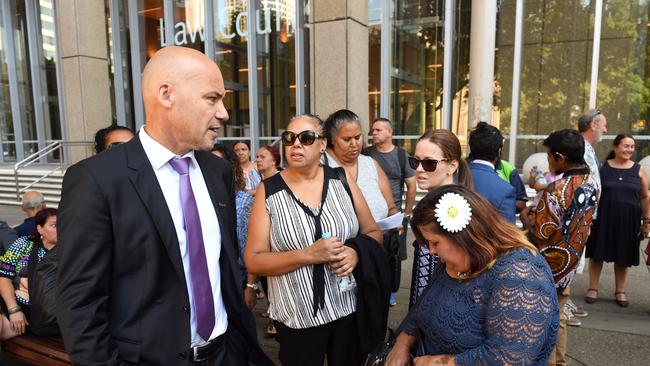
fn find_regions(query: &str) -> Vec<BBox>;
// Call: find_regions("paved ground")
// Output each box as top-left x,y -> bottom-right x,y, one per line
2,204 -> 649,365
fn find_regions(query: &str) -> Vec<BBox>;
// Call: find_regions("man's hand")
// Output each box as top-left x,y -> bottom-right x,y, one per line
244,287 -> 257,309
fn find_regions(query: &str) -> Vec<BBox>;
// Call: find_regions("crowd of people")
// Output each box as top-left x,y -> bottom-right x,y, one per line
0,46 -> 647,366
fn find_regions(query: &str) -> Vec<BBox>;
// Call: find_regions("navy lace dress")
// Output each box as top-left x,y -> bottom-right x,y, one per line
404,248 -> 559,365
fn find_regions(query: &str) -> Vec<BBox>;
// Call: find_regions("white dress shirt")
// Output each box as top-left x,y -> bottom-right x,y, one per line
472,159 -> 496,169
139,127 -> 228,346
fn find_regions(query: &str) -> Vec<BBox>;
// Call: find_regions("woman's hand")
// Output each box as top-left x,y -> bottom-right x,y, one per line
413,355 -> 455,366
306,236 -> 345,264
9,311 -> 28,335
330,246 -> 358,276
386,342 -> 412,366
641,222 -> 650,236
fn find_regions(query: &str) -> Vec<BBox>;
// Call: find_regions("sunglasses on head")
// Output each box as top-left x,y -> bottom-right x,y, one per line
281,130 -> 324,146
408,156 -> 449,172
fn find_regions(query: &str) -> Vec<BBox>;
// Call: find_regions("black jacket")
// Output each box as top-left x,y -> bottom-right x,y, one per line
346,233 -> 391,358
56,136 -> 271,366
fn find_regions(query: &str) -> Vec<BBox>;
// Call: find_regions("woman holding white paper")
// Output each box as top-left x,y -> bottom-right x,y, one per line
322,109 -> 398,222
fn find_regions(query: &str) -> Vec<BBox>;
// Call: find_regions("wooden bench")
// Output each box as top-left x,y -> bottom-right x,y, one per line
2,335 -> 70,365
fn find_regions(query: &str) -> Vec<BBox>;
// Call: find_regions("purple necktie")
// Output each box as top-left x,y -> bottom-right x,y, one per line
169,157 -> 215,341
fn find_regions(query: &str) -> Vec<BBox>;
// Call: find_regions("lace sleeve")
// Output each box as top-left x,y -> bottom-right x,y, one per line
455,253 -> 559,365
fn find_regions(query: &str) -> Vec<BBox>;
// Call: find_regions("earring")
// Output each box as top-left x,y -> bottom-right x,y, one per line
321,149 -> 325,153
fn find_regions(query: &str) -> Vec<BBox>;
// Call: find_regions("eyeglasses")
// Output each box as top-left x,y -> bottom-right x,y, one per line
408,156 -> 448,172
281,130 -> 324,146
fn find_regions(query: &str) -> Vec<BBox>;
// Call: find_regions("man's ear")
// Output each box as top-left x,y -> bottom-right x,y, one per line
158,82 -> 173,108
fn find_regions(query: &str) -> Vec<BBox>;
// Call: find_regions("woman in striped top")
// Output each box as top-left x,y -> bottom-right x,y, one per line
245,115 -> 382,366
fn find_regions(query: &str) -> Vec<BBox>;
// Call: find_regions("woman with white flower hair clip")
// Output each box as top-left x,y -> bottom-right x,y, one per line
387,185 -> 559,366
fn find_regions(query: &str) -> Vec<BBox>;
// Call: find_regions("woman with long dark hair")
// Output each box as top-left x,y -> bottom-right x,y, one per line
585,134 -> 650,306
387,185 -> 558,366
0,208 -> 57,340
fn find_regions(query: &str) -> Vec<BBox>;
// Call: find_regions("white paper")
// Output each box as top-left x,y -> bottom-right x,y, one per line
376,212 -> 404,231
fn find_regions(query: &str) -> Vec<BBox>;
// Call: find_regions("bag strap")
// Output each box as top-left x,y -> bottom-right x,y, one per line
334,167 -> 353,205
386,265 -> 439,342
398,147 -> 407,177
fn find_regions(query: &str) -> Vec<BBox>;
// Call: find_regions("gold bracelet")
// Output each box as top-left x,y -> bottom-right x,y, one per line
7,305 -> 22,315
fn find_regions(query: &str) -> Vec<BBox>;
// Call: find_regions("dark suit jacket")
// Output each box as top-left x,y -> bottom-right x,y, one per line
470,162 -> 517,223
56,136 -> 271,365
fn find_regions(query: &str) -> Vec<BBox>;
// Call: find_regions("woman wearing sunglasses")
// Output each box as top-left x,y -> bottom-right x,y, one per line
322,109 -> 399,222
408,129 -> 472,306
245,115 -> 381,366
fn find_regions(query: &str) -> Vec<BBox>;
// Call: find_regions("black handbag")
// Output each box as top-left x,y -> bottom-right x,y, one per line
363,270 -> 438,366
27,245 -> 60,336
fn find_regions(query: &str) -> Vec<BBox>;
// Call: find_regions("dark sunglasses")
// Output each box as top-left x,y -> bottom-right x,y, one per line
107,141 -> 126,149
282,130 -> 324,146
408,156 -> 448,172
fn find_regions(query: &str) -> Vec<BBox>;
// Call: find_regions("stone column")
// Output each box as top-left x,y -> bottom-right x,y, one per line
56,0 -> 112,163
310,0 -> 369,134
468,0 -> 497,126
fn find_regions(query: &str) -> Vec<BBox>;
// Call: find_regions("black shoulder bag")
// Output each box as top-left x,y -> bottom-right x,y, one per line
27,245 -> 60,336
363,269 -> 438,366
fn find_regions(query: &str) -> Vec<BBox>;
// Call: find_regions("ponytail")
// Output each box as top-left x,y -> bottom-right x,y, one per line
456,159 -> 474,190
605,150 -> 615,160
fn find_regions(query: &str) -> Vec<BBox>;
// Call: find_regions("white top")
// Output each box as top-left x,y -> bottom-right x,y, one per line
325,151 -> 388,221
139,127 -> 228,346
472,159 -> 495,169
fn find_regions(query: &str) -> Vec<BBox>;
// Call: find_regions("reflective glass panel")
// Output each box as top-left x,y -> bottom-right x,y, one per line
495,0 -> 594,165
0,1 -> 15,161
596,0 -> 650,159
173,0 -> 205,52
256,0 -> 296,139
14,0 -> 37,156
211,0 -> 249,139
391,0 -> 446,140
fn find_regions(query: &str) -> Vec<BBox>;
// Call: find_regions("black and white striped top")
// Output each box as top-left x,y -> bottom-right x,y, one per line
265,166 -> 359,329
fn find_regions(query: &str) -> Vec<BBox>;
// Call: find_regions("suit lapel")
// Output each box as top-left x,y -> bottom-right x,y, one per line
126,136 -> 186,281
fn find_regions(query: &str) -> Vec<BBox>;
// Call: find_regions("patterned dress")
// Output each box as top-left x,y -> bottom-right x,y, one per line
405,249 -> 559,365
528,167 -> 598,288
0,236 -> 48,306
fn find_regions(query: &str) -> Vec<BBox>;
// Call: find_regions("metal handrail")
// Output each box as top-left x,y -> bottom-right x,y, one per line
14,141 -> 62,171
12,140 -> 94,202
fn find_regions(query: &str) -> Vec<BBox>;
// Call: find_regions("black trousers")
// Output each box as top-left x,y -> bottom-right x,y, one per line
275,313 -> 358,366
192,325 -> 249,366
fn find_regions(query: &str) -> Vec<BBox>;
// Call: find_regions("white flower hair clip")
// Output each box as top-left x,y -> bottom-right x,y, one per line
434,192 -> 472,233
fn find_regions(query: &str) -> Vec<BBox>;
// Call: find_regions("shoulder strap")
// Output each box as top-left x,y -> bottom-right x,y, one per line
334,166 -> 353,202
398,147 -> 407,176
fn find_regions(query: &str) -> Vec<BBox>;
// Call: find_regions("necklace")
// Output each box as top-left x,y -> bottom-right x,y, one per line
615,170 -> 624,181
456,271 -> 471,280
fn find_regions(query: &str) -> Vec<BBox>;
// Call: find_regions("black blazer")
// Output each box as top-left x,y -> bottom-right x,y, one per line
56,136 -> 271,365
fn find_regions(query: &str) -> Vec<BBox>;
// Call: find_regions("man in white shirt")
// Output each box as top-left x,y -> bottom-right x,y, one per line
57,47 -> 271,365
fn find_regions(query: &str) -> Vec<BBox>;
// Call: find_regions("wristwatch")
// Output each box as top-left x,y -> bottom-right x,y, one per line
246,283 -> 259,291
7,305 -> 22,315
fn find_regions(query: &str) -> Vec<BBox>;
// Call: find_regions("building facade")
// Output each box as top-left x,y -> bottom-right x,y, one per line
1,0 -> 649,165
